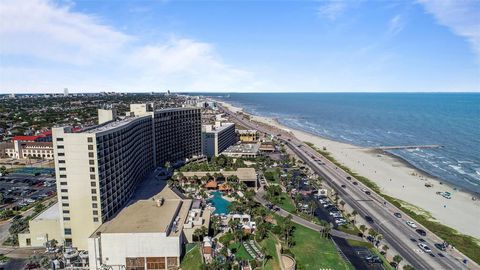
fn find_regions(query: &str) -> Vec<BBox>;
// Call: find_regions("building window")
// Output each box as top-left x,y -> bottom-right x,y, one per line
62,203 -> 69,207
87,137 -> 93,143
126,257 -> 145,270
63,210 -> 70,214
92,196 -> 97,201
89,160 -> 94,165
93,217 -> 99,222
59,160 -> 65,164
91,189 -> 97,194
61,189 -> 68,193
63,217 -> 70,221
89,167 -> 95,172
59,167 -> 66,171
60,182 -> 67,186
93,210 -> 98,215
58,153 -> 65,156
59,175 -> 67,178
57,145 -> 64,149
88,152 -> 94,158
56,138 -> 64,141
61,196 -> 68,200
91,182 -> 96,187
92,203 -> 97,208
64,228 -> 72,235
90,175 -> 96,180
88,145 -> 93,150
146,257 -> 165,270
167,257 -> 178,268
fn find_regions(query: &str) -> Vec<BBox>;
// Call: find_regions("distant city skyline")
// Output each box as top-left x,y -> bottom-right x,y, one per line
0,0 -> 479,93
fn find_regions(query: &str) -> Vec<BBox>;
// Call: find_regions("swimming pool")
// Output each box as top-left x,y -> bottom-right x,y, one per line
210,191 -> 230,214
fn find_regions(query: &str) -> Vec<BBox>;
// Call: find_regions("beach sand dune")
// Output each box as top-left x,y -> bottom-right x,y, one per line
219,101 -> 480,239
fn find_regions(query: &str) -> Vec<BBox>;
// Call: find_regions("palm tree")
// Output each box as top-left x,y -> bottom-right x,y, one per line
393,255 -> 403,269
359,224 -> 367,236
339,200 -> 346,211
351,210 -> 358,224
382,244 -> 389,255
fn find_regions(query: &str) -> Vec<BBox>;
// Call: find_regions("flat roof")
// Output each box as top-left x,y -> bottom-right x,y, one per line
84,116 -> 148,134
223,143 -> 260,154
34,202 -> 59,220
93,187 -> 189,234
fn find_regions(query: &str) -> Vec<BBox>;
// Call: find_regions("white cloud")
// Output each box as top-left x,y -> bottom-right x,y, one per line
388,14 -> 406,36
0,0 -> 260,92
418,0 -> 480,57
317,0 -> 348,20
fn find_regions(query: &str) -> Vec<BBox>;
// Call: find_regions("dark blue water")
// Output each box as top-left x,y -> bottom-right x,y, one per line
209,93 -> 480,193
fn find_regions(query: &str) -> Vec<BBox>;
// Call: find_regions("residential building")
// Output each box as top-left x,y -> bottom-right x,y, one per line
18,203 -> 62,247
202,122 -> 236,157
1,141 -> 54,159
19,107 -> 201,250
153,108 -> 202,167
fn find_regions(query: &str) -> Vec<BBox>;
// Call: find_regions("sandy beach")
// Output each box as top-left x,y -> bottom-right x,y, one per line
218,101 -> 480,240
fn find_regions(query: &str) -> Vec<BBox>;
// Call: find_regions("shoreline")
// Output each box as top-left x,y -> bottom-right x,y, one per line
215,99 -> 480,240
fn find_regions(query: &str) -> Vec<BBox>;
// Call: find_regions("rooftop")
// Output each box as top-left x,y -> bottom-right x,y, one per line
94,187 -> 186,234
84,116 -> 148,134
34,202 -> 59,220
223,143 -> 260,154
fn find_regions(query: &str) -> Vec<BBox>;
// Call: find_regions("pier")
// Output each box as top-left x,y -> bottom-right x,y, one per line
371,144 -> 443,150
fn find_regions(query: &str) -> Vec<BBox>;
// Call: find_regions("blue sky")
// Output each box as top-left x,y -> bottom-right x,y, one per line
0,0 -> 479,93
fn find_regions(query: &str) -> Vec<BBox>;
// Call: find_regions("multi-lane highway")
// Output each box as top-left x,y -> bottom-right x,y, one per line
218,103 -> 478,270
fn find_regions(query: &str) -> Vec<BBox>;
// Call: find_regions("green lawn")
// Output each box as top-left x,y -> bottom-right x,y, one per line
260,234 -> 281,270
180,245 -> 203,270
290,224 -> 353,270
264,170 -> 280,184
229,242 -> 254,261
277,192 -> 296,213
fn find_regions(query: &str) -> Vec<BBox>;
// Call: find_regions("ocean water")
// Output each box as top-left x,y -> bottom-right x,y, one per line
209,93 -> 480,194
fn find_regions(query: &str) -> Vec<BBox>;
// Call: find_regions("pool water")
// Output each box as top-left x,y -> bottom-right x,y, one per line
210,191 -> 230,214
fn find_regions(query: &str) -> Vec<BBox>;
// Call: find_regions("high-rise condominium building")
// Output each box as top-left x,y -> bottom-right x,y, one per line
46,107 -> 201,250
202,122 -> 236,157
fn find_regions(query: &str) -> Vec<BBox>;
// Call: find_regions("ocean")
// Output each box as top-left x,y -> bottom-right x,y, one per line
206,93 -> 480,194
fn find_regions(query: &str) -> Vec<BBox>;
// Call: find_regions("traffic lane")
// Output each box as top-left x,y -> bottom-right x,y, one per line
312,150 -> 466,270
332,236 -> 385,270
224,105 -> 466,269
295,143 -> 462,270
286,141 -> 440,270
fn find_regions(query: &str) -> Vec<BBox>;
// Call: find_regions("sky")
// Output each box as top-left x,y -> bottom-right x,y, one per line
0,0 -> 479,93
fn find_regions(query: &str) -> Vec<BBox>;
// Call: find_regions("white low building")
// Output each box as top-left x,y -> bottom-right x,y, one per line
88,188 -> 192,270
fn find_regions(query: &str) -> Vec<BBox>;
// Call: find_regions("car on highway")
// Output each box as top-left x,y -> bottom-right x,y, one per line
346,176 -> 352,180
416,229 -> 427,236
365,191 -> 371,195
365,215 -> 374,223
353,181 -> 358,185
410,238 -> 417,242
418,243 -> 432,253
406,221 -> 417,228
341,184 -> 346,188
394,212 -> 402,218
434,243 -> 447,251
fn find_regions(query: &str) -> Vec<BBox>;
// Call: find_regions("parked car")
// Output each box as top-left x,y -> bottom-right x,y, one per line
394,212 -> 402,218
346,176 -> 352,180
353,181 -> 358,185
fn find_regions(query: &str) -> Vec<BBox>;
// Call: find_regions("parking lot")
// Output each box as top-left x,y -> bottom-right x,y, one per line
0,174 -> 56,210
